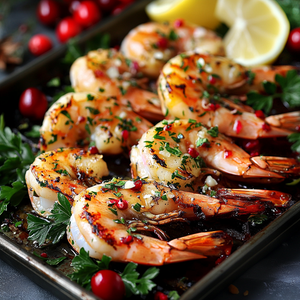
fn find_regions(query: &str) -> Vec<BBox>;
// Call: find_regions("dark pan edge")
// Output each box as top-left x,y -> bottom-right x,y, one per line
181,201 -> 300,300
0,0 -> 152,92
0,233 -> 99,300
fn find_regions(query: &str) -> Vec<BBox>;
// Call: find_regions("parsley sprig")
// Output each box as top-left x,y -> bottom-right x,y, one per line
27,193 -> 71,245
288,132 -> 300,153
0,115 -> 35,215
246,70 -> 300,115
69,247 -> 159,297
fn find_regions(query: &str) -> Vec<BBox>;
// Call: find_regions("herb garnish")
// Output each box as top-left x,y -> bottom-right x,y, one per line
27,193 -> 72,245
246,70 -> 300,114
0,116 -> 35,215
69,248 -> 159,297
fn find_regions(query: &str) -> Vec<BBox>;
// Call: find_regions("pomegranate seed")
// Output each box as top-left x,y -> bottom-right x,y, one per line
208,103 -> 220,111
116,199 -> 128,210
244,140 -> 260,151
131,60 -> 139,72
250,151 -> 260,157
154,291 -> 168,300
233,120 -> 243,134
40,252 -> 48,258
122,129 -> 129,140
262,123 -> 271,132
215,255 -> 225,265
131,179 -> 143,191
121,235 -> 133,244
94,70 -> 104,77
163,124 -> 172,131
157,37 -> 168,49
188,147 -> 199,158
224,150 -> 232,158
174,19 -> 184,28
208,75 -> 217,84
89,146 -> 99,154
77,116 -> 86,123
255,110 -> 265,119
296,125 -> 300,132
113,45 -> 120,51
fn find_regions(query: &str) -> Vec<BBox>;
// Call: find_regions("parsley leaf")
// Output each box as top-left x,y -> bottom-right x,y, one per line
121,263 -> 159,297
276,69 -> 300,108
246,70 -> 300,114
0,116 -> 35,215
288,132 -> 300,153
27,193 -> 71,245
69,248 -> 110,289
248,214 -> 268,225
68,247 -> 159,296
246,91 -> 273,115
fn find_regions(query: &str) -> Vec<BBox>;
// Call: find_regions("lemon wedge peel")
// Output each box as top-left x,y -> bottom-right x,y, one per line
146,0 -> 220,30
215,0 -> 290,66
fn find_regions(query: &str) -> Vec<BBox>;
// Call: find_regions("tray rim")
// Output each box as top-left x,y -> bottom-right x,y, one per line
1,0 -> 300,299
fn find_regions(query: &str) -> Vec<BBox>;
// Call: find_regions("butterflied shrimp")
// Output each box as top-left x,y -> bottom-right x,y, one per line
120,21 -> 225,78
39,92 -> 152,154
70,48 -> 163,122
130,119 -> 300,185
158,52 -> 298,139
25,148 -> 109,217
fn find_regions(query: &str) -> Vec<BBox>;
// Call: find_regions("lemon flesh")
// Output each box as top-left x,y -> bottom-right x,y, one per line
215,0 -> 290,66
146,0 -> 220,30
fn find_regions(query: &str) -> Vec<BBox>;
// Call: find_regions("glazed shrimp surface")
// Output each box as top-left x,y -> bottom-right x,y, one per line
39,92 -> 152,154
25,148 -> 109,217
158,52 -> 299,139
67,178 -> 292,265
68,178 -> 251,265
131,119 -> 300,185
70,48 -> 163,122
120,21 -> 225,78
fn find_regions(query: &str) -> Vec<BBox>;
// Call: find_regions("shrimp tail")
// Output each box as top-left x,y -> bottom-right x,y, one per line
265,111 -> 300,132
166,231 -> 232,263
250,156 -> 300,177
217,188 -> 293,207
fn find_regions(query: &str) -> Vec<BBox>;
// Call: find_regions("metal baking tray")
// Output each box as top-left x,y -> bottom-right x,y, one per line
1,1 -> 300,299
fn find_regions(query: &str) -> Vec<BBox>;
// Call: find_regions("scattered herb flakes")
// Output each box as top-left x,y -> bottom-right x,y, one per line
33,251 -> 67,266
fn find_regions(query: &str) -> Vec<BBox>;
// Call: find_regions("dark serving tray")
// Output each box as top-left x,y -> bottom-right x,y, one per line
1,1 -> 300,299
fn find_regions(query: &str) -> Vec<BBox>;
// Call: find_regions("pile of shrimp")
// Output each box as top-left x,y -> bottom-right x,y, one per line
26,20 -> 300,269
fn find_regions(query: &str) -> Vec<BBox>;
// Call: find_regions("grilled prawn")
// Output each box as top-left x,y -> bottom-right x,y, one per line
158,52 -> 300,139
70,48 -> 163,122
130,119 -> 300,184
39,92 -> 152,154
25,148 -> 109,216
120,21 -> 225,78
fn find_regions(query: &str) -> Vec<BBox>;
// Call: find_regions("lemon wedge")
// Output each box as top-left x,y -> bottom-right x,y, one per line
146,0 -> 220,30
215,0 -> 290,66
